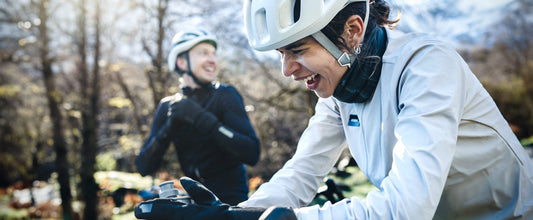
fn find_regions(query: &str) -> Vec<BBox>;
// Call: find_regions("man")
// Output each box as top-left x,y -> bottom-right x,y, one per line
136,28 -> 260,205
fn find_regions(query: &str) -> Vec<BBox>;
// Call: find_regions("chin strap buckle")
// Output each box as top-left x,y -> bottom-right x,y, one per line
338,52 -> 352,68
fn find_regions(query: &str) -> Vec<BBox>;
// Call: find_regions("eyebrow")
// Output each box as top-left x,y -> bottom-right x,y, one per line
284,41 -> 306,51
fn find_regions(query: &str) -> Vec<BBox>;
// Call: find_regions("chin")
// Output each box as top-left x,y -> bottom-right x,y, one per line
314,90 -> 333,98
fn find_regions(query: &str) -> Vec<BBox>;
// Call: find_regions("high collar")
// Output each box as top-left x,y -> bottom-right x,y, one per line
333,26 -> 388,103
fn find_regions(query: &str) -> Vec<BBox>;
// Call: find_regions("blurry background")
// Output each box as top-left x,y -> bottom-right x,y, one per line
1,0 -> 532,219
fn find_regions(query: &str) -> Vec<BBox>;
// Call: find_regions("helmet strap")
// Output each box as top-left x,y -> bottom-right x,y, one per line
312,31 -> 355,68
311,0 -> 370,68
183,53 -> 211,88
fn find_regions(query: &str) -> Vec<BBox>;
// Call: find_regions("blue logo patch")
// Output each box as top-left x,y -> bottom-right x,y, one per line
348,114 -> 360,127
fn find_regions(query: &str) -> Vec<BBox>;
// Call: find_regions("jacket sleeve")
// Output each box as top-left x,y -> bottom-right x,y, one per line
136,99 -> 172,176
209,86 -> 261,166
297,43 -> 468,219
240,97 -> 347,208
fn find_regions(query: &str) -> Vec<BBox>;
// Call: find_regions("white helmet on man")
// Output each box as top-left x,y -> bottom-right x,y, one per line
167,28 -> 217,73
243,0 -> 369,52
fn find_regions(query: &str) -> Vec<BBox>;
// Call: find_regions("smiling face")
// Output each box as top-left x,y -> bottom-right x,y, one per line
177,42 -> 218,85
277,37 -> 348,98
276,14 -> 366,98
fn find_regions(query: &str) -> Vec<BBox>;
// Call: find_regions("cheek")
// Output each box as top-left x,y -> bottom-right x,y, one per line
303,56 -> 329,73
190,59 -> 203,69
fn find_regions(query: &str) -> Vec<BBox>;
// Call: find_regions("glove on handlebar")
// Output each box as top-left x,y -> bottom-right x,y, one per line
169,98 -> 219,134
134,177 -> 296,220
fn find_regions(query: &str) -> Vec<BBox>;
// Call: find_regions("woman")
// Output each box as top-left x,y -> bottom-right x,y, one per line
135,1 -> 533,219
240,0 -> 533,219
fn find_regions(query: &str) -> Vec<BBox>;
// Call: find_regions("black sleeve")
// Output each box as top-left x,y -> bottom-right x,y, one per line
136,99 -> 172,176
210,86 -> 260,166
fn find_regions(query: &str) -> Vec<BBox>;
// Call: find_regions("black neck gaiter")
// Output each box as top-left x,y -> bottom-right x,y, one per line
333,26 -> 388,103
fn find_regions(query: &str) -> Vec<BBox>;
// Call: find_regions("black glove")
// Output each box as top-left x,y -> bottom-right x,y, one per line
258,206 -> 298,220
134,177 -> 296,220
169,98 -> 220,134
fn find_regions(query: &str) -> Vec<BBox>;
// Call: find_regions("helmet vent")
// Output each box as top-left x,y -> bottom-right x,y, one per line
293,0 -> 301,23
254,8 -> 268,42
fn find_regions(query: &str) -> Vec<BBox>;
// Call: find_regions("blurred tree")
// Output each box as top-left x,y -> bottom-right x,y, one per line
134,0 -> 172,112
0,60 -> 34,186
197,0 -> 320,179
465,0 -> 533,139
0,0 -> 59,195
230,53 -> 318,179
34,0 -> 74,218
73,0 -> 102,218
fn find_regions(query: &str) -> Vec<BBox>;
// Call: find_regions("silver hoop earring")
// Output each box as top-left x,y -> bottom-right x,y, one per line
354,45 -> 361,55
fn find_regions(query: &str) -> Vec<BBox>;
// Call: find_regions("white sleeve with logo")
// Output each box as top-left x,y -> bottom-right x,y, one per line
240,98 -> 347,208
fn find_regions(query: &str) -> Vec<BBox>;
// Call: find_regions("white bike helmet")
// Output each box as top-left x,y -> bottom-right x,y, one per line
167,28 -> 217,73
244,0 -> 369,67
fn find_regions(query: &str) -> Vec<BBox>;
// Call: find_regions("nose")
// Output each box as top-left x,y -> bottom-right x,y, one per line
207,53 -> 217,64
282,55 -> 299,78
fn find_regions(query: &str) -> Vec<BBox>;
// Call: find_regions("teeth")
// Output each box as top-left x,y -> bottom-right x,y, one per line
302,73 -> 318,82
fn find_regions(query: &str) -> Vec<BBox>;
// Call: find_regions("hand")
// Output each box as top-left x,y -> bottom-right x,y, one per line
134,177 -> 297,220
169,98 -> 204,125
169,99 -> 220,134
134,176 -> 233,220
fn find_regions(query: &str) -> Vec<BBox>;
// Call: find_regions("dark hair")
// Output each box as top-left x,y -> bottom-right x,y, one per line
321,0 -> 399,52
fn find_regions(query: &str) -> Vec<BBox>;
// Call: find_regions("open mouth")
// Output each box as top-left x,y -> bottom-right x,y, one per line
204,66 -> 215,73
301,73 -> 319,90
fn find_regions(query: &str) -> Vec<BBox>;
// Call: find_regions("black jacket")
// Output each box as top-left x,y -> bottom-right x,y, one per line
136,83 -> 260,204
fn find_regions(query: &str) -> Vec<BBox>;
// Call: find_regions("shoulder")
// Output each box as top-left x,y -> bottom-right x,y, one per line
316,97 -> 342,115
383,29 -> 464,79
160,93 -> 182,103
215,83 -> 238,92
158,93 -> 184,109
384,29 -> 452,60
160,96 -> 173,104
214,83 -> 242,97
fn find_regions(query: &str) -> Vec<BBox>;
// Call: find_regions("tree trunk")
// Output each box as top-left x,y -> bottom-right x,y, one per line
143,0 -> 170,111
38,1 -> 73,219
77,0 -> 100,219
115,72 -> 144,133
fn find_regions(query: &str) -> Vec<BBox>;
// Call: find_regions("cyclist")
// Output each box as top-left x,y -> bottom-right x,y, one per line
135,28 -> 260,205
136,0 -> 533,219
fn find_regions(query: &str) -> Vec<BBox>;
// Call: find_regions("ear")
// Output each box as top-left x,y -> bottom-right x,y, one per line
176,56 -> 188,71
342,15 -> 365,50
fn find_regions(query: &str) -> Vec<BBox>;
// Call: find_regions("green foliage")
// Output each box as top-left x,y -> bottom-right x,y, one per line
112,211 -> 136,220
96,152 -> 117,171
94,171 -> 153,193
521,136 -> 533,146
108,97 -> 133,109
0,201 -> 28,219
118,135 -> 143,153
310,167 -> 377,206
0,85 -> 21,98
482,77 -> 533,139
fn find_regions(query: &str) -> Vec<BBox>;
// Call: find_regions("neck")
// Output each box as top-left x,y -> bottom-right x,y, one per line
333,26 -> 388,103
